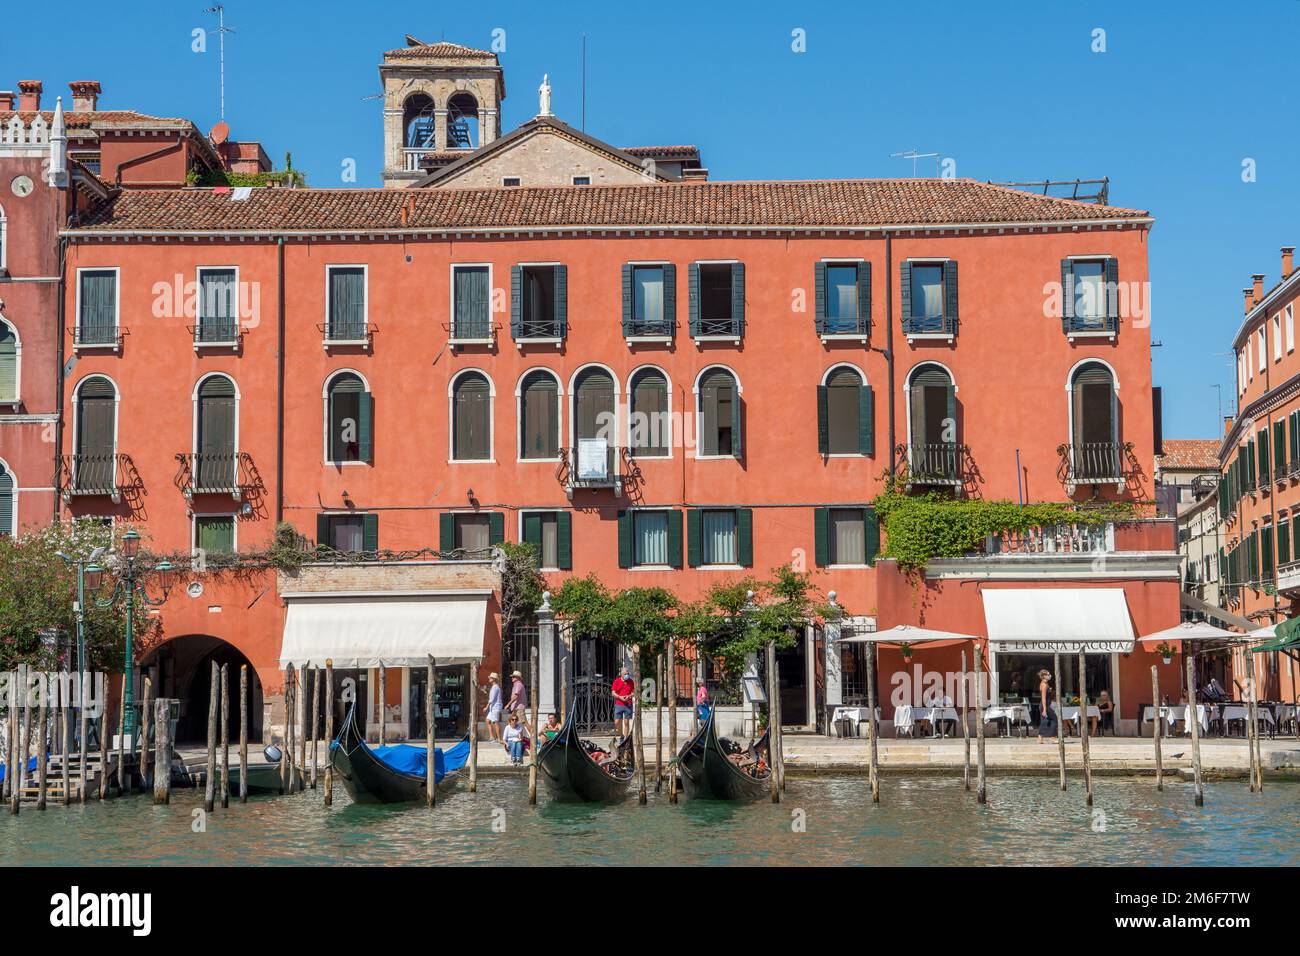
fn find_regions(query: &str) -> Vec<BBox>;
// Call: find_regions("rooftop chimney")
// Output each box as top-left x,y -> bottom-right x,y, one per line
0,91 -> 14,111
17,80 -> 42,112
1224,416 -> 1234,437
1283,247 -> 1295,281
69,81 -> 101,112
1244,288 -> 1254,315
1252,274 -> 1266,305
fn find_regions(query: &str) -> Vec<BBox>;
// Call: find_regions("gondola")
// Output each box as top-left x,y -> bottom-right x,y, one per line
329,702 -> 470,804
677,707 -> 771,800
225,748 -> 290,794
534,704 -> 634,802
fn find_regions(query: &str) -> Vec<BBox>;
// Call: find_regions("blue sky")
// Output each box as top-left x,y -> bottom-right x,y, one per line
6,0 -> 1293,440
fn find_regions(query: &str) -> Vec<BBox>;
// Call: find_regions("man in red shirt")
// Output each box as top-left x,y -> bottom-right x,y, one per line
612,666 -> 635,740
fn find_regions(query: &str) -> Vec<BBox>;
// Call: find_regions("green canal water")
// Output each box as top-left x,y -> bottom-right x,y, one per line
2,776 -> 1297,866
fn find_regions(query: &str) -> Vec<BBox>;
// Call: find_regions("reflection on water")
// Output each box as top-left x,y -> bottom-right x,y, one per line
2,775 -> 1296,867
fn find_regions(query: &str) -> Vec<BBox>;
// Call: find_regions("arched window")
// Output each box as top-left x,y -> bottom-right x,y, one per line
573,366 -> 616,477
697,367 -> 741,458
403,94 -> 435,149
1071,362 -> 1119,480
906,364 -> 958,483
628,367 -> 669,457
0,461 -> 14,536
0,319 -> 17,403
519,370 -> 559,460
195,375 -> 237,491
451,371 -> 492,461
74,376 -> 117,492
446,91 -> 479,149
818,365 -> 873,456
325,372 -> 372,464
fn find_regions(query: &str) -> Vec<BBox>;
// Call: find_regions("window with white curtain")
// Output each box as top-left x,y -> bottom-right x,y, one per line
1072,260 -> 1106,323
829,508 -> 866,565
633,266 -> 664,324
633,510 -> 669,566
701,509 -> 737,565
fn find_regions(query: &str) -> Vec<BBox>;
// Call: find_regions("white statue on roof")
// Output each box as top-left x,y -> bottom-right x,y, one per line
538,74 -> 552,117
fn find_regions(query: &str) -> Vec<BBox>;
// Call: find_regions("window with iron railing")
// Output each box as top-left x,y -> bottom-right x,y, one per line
76,269 -> 120,346
451,265 -> 492,341
196,267 -> 239,344
689,262 -> 744,339
325,266 -> 367,342
511,265 -> 567,341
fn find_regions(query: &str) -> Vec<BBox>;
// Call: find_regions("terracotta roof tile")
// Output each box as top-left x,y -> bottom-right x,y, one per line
70,178 -> 1150,234
1156,439 -> 1220,471
622,145 -> 700,158
384,41 -> 498,62
0,109 -> 199,131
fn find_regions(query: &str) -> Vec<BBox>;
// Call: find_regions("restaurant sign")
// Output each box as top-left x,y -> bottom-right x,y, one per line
990,640 -> 1134,654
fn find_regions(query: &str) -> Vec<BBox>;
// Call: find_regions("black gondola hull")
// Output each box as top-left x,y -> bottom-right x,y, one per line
329,704 -> 460,804
535,714 -> 632,802
678,711 -> 770,801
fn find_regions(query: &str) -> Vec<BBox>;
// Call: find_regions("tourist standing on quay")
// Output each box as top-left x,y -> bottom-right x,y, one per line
508,671 -> 531,736
1037,669 -> 1056,745
612,666 -> 635,740
485,672 -> 503,742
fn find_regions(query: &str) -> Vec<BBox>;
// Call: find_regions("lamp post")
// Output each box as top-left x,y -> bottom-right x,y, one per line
56,546 -> 105,681
89,529 -> 174,742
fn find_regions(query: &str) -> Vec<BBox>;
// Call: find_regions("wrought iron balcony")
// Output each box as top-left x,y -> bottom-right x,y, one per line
69,324 -> 125,350
1063,314 -> 1117,335
692,317 -> 743,339
513,318 -> 565,342
58,453 -> 133,503
901,313 -> 957,337
1057,441 -> 1136,490
319,319 -> 372,347
895,442 -> 969,487
190,317 -> 241,348
816,315 -> 870,339
174,452 -> 263,502
556,443 -> 625,494
622,316 -> 676,340
446,316 -> 495,345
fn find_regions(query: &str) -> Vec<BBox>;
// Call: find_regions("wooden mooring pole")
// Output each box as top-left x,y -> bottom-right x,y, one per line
115,675 -> 125,796
654,653 -> 664,793
633,646 -> 646,805
1244,650 -> 1263,793
1186,654 -> 1204,807
767,641 -> 779,804
960,650 -> 971,792
311,665 -> 321,790
1053,653 -> 1066,791
36,690 -> 47,811
97,684 -> 108,801
78,669 -> 89,805
20,666 -> 31,794
668,637 -> 678,804
220,663 -> 230,809
137,676 -> 151,795
297,664 -> 308,794
205,661 -> 218,812
7,695 -> 17,815
377,663 -> 386,748
528,646 -> 539,805
426,656 -> 436,809
468,659 -> 479,793
239,665 -> 249,804
323,659 -> 334,806
60,679 -> 70,806
865,640 -> 879,804
153,697 -> 172,805
1151,666 -> 1163,792
974,643 -> 986,805
1078,650 -> 1093,806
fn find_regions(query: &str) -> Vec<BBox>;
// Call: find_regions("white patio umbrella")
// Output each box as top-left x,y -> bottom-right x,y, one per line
835,624 -> 980,644
1137,620 -> 1242,643
1250,624 -> 1276,639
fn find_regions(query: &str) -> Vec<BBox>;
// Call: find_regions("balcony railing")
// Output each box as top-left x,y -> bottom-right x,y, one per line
320,319 -> 371,346
557,443 -> 625,493
447,315 -> 494,344
623,316 -> 676,339
897,442 -> 968,486
58,452 -> 131,503
983,523 -> 1115,556
1057,441 -> 1134,488
817,315 -> 869,337
191,317 -> 240,347
902,313 -> 957,336
1063,314 -> 1116,335
693,317 -> 742,338
174,452 -> 264,502
70,324 -> 124,349
514,318 -> 565,341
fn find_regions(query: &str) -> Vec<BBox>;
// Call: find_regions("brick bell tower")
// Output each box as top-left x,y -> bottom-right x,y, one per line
380,36 -> 505,188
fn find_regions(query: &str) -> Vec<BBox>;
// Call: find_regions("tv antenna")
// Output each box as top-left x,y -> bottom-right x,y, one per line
203,5 -> 236,121
890,148 -> 939,177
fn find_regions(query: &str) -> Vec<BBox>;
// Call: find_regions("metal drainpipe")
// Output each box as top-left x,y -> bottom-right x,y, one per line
885,231 -> 895,475
275,237 -> 286,524
54,233 -> 67,520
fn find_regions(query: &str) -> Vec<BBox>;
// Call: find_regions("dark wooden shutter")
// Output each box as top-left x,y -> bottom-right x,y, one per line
732,388 -> 744,459
814,261 -> 827,334
943,259 -> 959,331
816,385 -> 829,454
813,507 -> 829,567
362,514 -> 379,553
510,265 -> 522,340
0,467 -> 12,536
1104,257 -> 1119,332
617,510 -> 632,568
439,512 -> 454,552
0,324 -> 17,401
553,265 -> 568,338
1258,437 -> 1269,488
859,384 -> 874,456
864,507 -> 880,565
662,263 -> 677,334
736,507 -> 753,567
556,511 -> 573,570
858,262 -> 871,335
730,262 -> 745,336
687,263 -> 700,336
899,261 -> 913,323
686,508 -> 702,567
1276,419 -> 1287,477
523,512 -> 542,553
316,514 -> 330,548
357,390 -> 373,463
1291,411 -> 1300,466
1060,259 -> 1075,331
488,510 -> 505,545
666,509 -> 683,569
1280,520 -> 1292,566
621,263 -> 633,336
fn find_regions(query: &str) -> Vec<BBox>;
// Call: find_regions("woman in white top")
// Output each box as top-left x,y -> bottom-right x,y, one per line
485,673 -> 503,742
502,713 -> 526,765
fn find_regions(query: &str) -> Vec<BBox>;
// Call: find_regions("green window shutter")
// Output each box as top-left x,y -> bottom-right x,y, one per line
864,507 -> 880,565
316,514 -> 330,548
510,265 -> 522,340
899,261 -> 912,322
617,510 -> 632,568
0,468 -> 12,536
731,262 -> 745,336
1104,257 -> 1119,332
556,511 -> 573,570
858,262 -> 871,335
0,325 -> 16,401
621,264 -> 633,336
662,263 -> 677,334
943,259 -> 959,332
1291,411 -> 1300,466
488,510 -> 505,545
1280,521 -> 1291,566
1276,419 -> 1286,475
1263,526 -> 1275,578
357,391 -> 373,463
1248,439 -> 1256,488
1060,259 -> 1074,332
814,261 -> 827,334
858,384 -> 875,456
736,508 -> 754,567
813,507 -> 829,567
553,265 -> 568,338
666,509 -> 684,568
816,385 -> 829,454
1219,548 -> 1227,584
361,514 -> 379,553
439,512 -> 454,552
686,508 -> 702,567
687,263 -> 700,336
1293,516 -> 1300,562
1259,436 -> 1270,486
523,513 -> 542,554
732,390 -> 744,459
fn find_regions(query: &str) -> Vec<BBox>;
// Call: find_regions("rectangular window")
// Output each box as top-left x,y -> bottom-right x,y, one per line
77,269 -> 119,345
1288,304 -> 1296,353
324,514 -> 364,553
1275,315 -> 1283,361
451,265 -> 491,340
1248,339 -> 1254,381
194,515 -> 235,555
633,510 -> 670,566
828,508 -> 865,565
701,509 -> 737,565
1258,328 -> 1267,373
523,511 -> 561,568
571,175 -> 591,186
515,265 -> 563,338
453,514 -> 491,552
825,264 -> 860,327
1072,259 -> 1107,326
196,267 -> 238,343
326,266 -> 366,342
502,176 -> 521,187
633,266 -> 665,325
698,263 -> 737,335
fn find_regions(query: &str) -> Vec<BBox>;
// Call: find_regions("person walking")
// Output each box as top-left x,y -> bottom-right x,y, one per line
485,672 -> 503,742
1036,668 -> 1057,745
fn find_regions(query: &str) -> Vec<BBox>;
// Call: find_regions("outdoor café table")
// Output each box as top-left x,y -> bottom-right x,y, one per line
1222,704 -> 1276,737
895,705 -> 961,738
983,704 -> 1031,737
1141,704 -> 1211,736
830,706 -> 879,738
1275,703 -> 1298,734
1051,703 -> 1101,735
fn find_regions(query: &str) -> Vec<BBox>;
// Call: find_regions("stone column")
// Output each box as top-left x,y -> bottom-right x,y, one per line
484,109 -> 499,144
434,109 -> 448,152
383,109 -> 404,178
823,592 -> 843,736
536,592 -> 557,716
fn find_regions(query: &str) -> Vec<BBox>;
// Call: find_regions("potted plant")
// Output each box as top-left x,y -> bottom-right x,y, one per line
1155,641 -> 1176,666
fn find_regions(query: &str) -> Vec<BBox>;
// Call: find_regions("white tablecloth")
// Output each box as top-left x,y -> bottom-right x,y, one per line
1142,705 -> 1211,734
1222,705 -> 1275,726
984,704 -> 1031,723
894,705 -> 960,737
830,707 -> 879,737
1052,704 -> 1101,723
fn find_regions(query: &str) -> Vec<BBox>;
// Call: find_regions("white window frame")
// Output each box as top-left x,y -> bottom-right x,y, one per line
191,512 -> 239,555
447,368 -> 496,464
73,266 -> 122,352
194,265 -> 242,349
1274,314 -> 1283,361
904,360 -> 959,452
70,373 -> 122,500
690,259 -> 743,344
191,372 -> 241,495
1287,304 -> 1295,354
821,363 -> 869,459
321,368 -> 371,467
513,261 -> 565,348
518,509 -> 562,572
0,314 -> 21,406
903,257 -> 956,343
448,263 -> 495,347
697,506 -> 741,568
826,506 -> 870,569
515,367 -> 564,463
628,506 -> 674,571
571,175 -> 591,186
0,456 -> 16,537
1258,327 -> 1267,373
625,364 -> 674,460
324,264 -> 369,347
0,203 -> 7,273
818,257 -> 869,344
1248,338 -> 1254,381
625,260 -> 674,344
692,364 -> 743,461
568,363 -> 621,475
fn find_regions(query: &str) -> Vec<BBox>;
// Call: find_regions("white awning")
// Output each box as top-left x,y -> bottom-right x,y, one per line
279,591 -> 490,669
981,588 -> 1135,653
